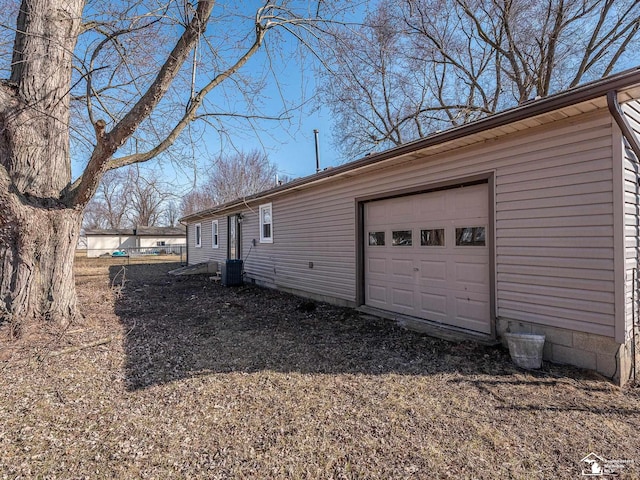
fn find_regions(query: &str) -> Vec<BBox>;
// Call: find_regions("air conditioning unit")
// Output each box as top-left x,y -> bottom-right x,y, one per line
222,259 -> 243,286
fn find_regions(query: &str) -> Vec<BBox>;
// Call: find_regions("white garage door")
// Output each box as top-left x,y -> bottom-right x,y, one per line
364,183 -> 491,334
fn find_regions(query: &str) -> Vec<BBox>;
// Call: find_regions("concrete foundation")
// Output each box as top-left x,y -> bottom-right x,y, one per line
497,318 -> 633,385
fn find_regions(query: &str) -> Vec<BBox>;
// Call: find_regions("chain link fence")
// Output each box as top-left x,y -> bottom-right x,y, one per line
79,245 -> 187,265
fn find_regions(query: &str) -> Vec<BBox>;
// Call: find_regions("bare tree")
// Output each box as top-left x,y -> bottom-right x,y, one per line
180,190 -> 216,218
85,170 -> 131,230
125,168 -> 174,227
318,4 -> 434,159
164,201 -> 180,227
447,0 -> 640,102
82,167 -> 177,229
82,200 -> 108,231
204,150 -> 279,205
0,0 -> 332,335
320,0 -> 640,158
180,150 -> 280,216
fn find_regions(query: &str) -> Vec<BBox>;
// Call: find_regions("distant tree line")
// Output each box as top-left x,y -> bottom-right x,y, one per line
83,167 -> 178,230
83,150 -> 288,228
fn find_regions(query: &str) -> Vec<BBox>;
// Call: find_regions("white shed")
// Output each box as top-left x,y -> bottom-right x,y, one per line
85,226 -> 186,257
181,68 -> 640,385
85,229 -> 136,257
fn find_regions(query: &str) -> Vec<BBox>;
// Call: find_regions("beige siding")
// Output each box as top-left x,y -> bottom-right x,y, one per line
495,115 -> 615,337
623,99 -> 640,340
188,217 -> 229,265
188,111 -> 618,336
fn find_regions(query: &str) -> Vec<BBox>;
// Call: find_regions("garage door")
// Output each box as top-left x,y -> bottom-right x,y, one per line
364,183 -> 491,334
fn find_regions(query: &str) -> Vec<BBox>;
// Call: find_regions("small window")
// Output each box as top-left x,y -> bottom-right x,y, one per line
392,230 -> 412,246
156,241 -> 166,247
456,227 -> 486,246
260,203 -> 273,243
368,231 -> 385,246
421,229 -> 445,246
195,223 -> 202,248
212,220 -> 219,248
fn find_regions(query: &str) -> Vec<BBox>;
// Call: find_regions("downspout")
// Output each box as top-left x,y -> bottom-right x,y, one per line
607,90 -> 640,383
180,221 -> 189,266
607,90 -> 640,162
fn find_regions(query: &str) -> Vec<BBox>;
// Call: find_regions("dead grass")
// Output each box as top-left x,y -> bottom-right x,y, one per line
1,255 -> 639,479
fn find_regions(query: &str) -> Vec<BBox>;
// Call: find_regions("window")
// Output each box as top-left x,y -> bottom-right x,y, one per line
259,203 -> 273,243
392,230 -> 412,246
195,223 -> 202,248
368,231 -> 385,246
212,220 -> 219,248
456,226 -> 486,246
421,229 -> 445,246
156,241 -> 166,247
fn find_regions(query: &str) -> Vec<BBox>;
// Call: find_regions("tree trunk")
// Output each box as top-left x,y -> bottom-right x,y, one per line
0,0 -> 214,336
0,0 -> 84,336
0,199 -> 81,337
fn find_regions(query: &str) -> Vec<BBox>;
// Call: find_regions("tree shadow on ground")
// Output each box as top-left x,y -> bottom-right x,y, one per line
110,263 -> 602,391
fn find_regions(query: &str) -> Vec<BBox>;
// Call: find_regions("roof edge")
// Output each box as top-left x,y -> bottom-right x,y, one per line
180,66 -> 640,223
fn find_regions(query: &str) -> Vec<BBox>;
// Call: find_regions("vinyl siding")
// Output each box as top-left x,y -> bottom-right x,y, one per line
187,217 -> 228,265
138,236 -> 186,248
623,99 -> 640,340
187,110 -> 618,337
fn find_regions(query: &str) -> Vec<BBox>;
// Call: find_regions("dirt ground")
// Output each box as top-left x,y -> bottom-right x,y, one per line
1,255 -> 640,479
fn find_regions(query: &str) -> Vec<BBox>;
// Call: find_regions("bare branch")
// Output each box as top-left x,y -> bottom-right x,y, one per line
69,1 -> 215,207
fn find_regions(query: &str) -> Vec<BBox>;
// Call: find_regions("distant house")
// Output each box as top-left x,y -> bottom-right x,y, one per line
180,68 -> 640,385
85,226 -> 186,257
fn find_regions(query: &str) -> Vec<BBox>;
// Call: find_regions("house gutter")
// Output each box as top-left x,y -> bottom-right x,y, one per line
607,90 -> 640,162
181,67 -> 640,223
607,89 -> 640,383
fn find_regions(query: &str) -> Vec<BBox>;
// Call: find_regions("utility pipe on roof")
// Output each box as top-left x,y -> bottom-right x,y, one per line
607,90 -> 640,163
314,129 -> 320,173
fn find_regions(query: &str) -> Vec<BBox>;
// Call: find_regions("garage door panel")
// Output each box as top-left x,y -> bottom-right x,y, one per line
391,258 -> 414,278
367,285 -> 387,304
418,192 -> 447,219
366,202 -> 388,223
418,292 -> 448,319
454,293 -> 492,333
391,287 -> 415,310
367,257 -> 387,274
365,183 -> 491,334
389,200 -> 414,222
454,260 -> 490,286
418,259 -> 447,281
454,189 -> 488,217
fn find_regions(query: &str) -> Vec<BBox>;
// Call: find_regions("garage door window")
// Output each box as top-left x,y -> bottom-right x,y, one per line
392,230 -> 412,246
368,231 -> 385,246
456,227 -> 485,246
421,228 -> 445,246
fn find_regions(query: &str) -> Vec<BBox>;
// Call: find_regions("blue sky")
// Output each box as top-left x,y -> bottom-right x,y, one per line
69,1 -> 359,193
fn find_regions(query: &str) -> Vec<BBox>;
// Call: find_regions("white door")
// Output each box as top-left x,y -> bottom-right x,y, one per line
364,184 -> 491,334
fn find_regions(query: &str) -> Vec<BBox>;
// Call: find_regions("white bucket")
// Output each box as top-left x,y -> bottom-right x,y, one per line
504,333 -> 545,369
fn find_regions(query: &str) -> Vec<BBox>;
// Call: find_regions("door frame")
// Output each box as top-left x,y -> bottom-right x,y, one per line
227,214 -> 242,260
355,172 -> 496,337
